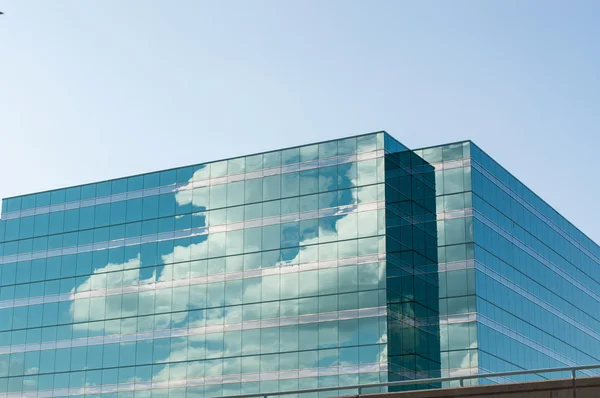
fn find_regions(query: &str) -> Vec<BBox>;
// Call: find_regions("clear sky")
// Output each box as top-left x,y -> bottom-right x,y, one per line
0,1 -> 598,243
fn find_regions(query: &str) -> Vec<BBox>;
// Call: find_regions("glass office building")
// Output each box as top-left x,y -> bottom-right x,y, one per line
0,132 -> 598,397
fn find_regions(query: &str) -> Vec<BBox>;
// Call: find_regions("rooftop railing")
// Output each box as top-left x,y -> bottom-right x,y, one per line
222,363 -> 600,398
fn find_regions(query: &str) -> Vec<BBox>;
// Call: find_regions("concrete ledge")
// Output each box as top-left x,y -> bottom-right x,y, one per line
343,376 -> 600,398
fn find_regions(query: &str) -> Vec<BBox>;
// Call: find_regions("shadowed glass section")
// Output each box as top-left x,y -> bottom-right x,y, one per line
384,134 -> 440,391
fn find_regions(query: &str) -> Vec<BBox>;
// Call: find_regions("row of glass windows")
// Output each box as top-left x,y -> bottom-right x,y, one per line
477,350 -> 579,386
476,220 -> 594,308
0,169 -> 463,259
478,324 -> 592,373
0,151 -> 387,227
473,187 -> 600,310
0,195 -> 386,259
0,370 -> 386,396
475,239 -> 600,333
7,204 -> 383,257
476,270 -> 600,361
413,142 -> 471,165
472,168 -> 599,280
0,234 -> 385,289
1,162 -> 386,242
469,143 -> 599,258
479,297 -> 600,369
0,163 -> 471,253
474,212 -> 600,327
0,294 -> 386,348
477,298 -> 600,366
2,134 -> 386,214
3,211 -> 386,268
0,268 -> 386,331
1,254 -> 385,300
0,321 -> 388,377
476,187 -> 599,318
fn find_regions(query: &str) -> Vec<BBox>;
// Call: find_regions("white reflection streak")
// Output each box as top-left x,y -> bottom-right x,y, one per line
16,362 -> 389,398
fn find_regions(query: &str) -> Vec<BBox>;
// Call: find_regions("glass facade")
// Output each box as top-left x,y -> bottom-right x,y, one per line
0,133 -> 442,397
414,141 -> 600,386
0,132 -> 597,397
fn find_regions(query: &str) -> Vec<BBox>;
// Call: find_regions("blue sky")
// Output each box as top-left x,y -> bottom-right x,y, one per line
0,1 -> 598,242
